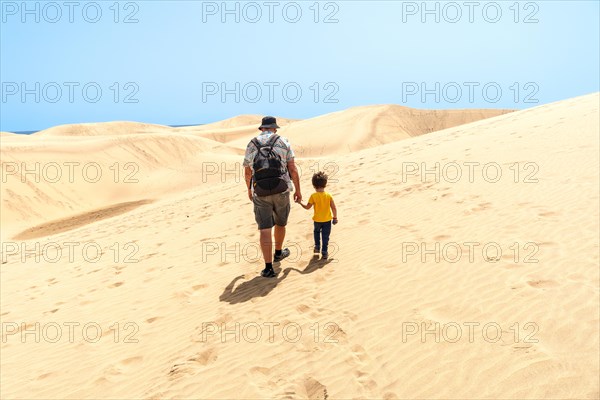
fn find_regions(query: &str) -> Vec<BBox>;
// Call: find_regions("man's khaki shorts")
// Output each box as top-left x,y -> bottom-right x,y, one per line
253,191 -> 291,230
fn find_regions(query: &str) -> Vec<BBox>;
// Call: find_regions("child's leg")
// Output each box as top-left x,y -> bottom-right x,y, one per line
313,222 -> 322,250
321,221 -> 332,255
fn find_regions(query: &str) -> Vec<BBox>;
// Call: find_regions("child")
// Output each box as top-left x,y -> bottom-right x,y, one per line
296,171 -> 338,259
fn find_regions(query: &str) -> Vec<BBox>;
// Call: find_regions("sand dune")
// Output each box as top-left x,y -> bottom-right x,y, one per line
185,114 -> 298,131
186,124 -> 274,145
227,105 -> 513,156
0,104 -> 508,239
177,116 -> 297,145
31,117 -> 297,141
0,133 -> 242,239
0,93 -> 598,399
175,106 -> 511,156
35,121 -> 175,137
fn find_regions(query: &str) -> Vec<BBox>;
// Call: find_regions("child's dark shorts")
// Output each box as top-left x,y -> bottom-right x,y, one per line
252,191 -> 291,230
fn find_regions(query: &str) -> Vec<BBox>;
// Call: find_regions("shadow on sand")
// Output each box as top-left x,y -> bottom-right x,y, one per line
288,255 -> 333,275
219,256 -> 333,304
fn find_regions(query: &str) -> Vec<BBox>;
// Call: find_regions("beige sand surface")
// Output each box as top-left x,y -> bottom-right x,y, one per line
1,94 -> 598,399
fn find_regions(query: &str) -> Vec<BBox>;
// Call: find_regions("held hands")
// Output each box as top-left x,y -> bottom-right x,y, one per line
295,199 -> 307,208
294,192 -> 302,203
295,198 -> 308,210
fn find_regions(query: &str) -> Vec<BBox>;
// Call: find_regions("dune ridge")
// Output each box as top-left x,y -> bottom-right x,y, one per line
20,104 -> 511,158
193,105 -> 513,156
13,200 -> 154,240
274,105 -> 513,156
34,121 -> 174,137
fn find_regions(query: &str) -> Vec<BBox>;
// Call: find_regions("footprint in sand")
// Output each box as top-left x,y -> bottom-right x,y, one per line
187,347 -> 218,366
86,268 -> 101,275
342,311 -> 358,321
112,265 -> 126,275
527,279 -> 559,289
175,284 -> 208,303
36,372 -> 55,380
470,202 -> 492,213
344,344 -> 379,394
101,356 -> 144,380
120,356 -> 144,365
296,304 -> 311,314
248,366 -> 298,397
168,348 -> 218,379
303,377 -> 328,400
296,303 -> 328,319
433,234 -> 451,241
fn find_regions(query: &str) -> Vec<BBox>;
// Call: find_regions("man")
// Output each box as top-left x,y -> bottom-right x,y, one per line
243,116 -> 302,277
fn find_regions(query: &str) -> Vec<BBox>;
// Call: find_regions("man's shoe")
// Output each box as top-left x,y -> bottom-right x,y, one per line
261,268 -> 276,278
273,248 -> 290,262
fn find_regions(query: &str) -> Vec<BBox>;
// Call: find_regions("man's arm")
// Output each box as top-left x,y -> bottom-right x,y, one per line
287,158 -> 302,202
243,140 -> 256,202
244,166 -> 253,201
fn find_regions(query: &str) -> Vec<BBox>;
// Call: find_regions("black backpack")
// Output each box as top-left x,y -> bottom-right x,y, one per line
250,134 -> 289,196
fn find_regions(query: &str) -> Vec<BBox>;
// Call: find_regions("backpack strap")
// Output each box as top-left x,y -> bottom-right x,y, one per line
266,134 -> 280,150
250,137 -> 261,151
250,133 -> 281,151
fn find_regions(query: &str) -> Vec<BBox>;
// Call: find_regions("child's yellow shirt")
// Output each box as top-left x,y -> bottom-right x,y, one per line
308,192 -> 333,222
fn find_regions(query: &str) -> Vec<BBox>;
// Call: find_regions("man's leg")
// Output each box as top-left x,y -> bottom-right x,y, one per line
272,192 -> 291,260
274,225 -> 286,252
260,228 -> 273,263
254,195 -> 274,268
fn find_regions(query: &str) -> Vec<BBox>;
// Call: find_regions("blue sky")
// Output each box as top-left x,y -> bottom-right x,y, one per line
1,0 -> 599,132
